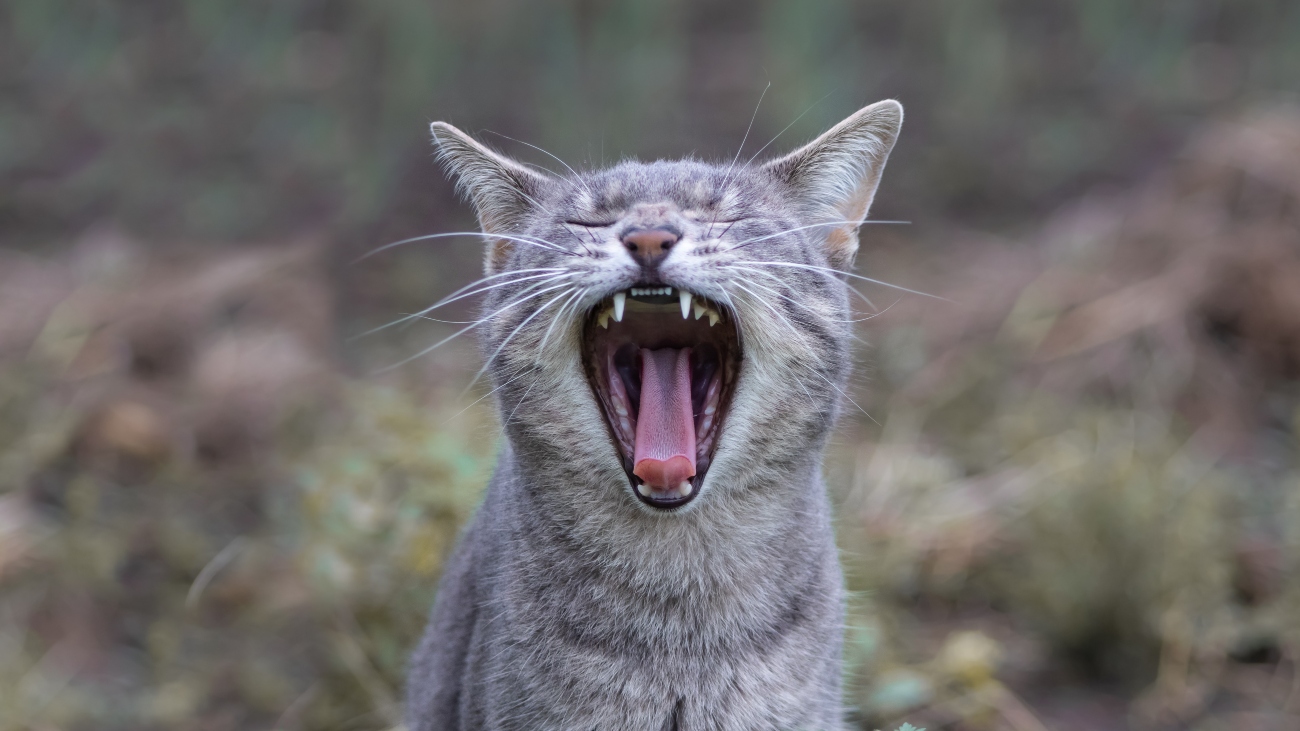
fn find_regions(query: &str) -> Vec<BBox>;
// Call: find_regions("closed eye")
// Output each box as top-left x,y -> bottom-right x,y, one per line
565,220 -> 618,228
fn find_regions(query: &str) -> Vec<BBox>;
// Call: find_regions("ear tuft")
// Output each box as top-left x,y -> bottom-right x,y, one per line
762,100 -> 903,269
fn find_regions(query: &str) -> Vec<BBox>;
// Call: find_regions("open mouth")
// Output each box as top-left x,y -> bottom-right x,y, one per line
582,286 -> 740,509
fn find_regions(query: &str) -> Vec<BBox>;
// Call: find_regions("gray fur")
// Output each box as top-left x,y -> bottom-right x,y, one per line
409,100 -> 903,730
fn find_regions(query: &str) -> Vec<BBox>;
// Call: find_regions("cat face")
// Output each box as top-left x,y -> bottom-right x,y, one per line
430,101 -> 901,513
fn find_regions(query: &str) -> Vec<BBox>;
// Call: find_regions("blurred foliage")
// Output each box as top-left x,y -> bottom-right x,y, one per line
832,103 -> 1300,729
0,356 -> 493,729
3,1 -> 1300,730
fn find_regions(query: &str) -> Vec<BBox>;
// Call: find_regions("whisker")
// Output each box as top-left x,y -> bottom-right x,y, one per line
713,218 -> 740,241
441,368 -> 530,426
728,281 -> 824,411
423,267 -> 566,310
742,260 -> 949,302
350,270 -> 567,340
478,284 -> 587,398
708,81 -> 771,238
729,279 -> 877,422
480,129 -> 601,251
724,266 -> 878,323
727,219 -> 911,251
730,280 -> 804,339
743,90 -> 836,167
353,231 -> 577,263
537,286 -> 589,356
372,279 -> 572,373
503,374 -> 541,429
563,221 -> 600,248
725,263 -> 877,312
481,129 -> 595,197
511,188 -> 598,253
403,314 -> 477,325
732,264 -> 900,346
459,285 -> 576,397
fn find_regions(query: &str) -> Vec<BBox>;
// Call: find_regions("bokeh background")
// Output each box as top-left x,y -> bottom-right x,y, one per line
3,1 -> 1300,729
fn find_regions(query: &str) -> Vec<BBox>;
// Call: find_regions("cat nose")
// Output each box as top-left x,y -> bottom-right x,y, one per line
622,228 -> 679,269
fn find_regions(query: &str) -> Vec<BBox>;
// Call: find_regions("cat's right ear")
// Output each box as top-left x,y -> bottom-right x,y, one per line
430,122 -> 549,270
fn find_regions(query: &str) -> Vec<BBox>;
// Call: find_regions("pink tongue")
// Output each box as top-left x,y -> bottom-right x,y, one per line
633,347 -> 697,490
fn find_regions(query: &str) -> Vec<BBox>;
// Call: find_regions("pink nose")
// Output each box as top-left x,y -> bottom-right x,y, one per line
622,229 -> 678,269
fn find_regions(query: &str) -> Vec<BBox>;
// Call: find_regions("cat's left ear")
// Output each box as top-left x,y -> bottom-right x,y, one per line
762,100 -> 902,270
430,122 -> 550,272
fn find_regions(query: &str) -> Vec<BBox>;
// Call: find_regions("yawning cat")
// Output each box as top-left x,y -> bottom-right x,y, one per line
407,100 -> 903,731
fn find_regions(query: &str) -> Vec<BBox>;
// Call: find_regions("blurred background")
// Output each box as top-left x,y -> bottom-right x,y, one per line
2,1 -> 1299,729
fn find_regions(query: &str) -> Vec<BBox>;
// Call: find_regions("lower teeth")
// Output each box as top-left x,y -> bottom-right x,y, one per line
635,481 -> 694,500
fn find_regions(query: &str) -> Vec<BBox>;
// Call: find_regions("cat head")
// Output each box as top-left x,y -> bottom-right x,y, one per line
430,101 -> 901,515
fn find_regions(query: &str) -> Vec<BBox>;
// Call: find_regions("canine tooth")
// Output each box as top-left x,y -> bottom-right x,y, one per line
693,302 -> 706,319
612,292 -> 626,322
678,481 -> 693,497
635,482 -> 649,497
708,310 -> 719,327
679,290 -> 692,318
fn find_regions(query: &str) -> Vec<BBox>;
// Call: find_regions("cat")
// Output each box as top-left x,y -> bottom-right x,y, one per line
406,99 -> 903,731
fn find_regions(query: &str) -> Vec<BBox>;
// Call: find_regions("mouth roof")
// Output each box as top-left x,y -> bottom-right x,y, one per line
582,286 -> 740,509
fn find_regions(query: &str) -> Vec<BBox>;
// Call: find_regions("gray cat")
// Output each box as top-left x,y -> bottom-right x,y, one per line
407,100 -> 903,731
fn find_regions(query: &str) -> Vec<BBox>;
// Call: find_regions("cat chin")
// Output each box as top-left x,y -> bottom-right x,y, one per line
581,285 -> 740,510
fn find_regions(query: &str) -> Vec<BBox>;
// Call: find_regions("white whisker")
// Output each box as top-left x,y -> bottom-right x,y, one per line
728,281 -> 822,411
441,368 -> 530,426
725,265 -> 881,323
403,314 -> 477,325
537,286 -> 589,356
459,285 -> 576,397
353,231 -> 576,263
743,90 -> 835,167
729,280 -> 876,423
481,130 -> 601,251
482,130 -> 595,198
351,270 -> 567,340
727,219 -> 911,251
708,81 -> 771,238
727,263 -> 876,313
742,260 -> 948,302
503,371 -> 542,428
373,279 -> 572,373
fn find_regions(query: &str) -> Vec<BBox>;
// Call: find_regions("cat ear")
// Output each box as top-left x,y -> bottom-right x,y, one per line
762,100 -> 902,269
430,122 -> 550,270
